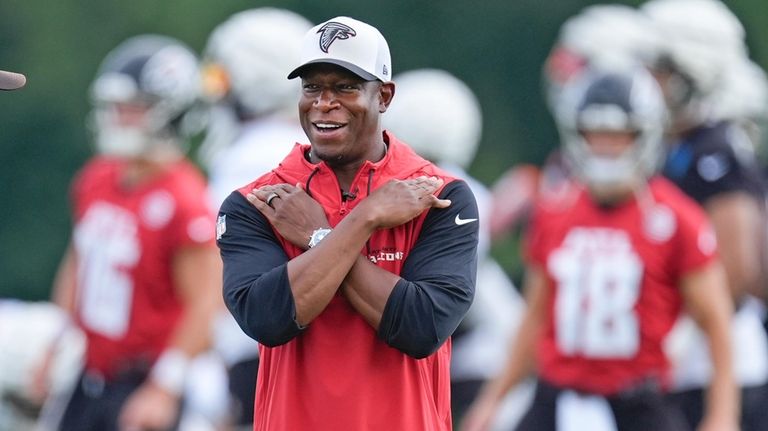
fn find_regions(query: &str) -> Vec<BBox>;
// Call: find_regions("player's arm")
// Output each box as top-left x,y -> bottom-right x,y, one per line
679,260 -> 739,431
704,191 -> 766,302
51,242 -> 77,313
119,242 -> 222,431
460,264 -> 548,431
164,243 -> 222,359
488,164 -> 540,238
684,137 -> 768,303
349,180 -> 478,358
30,242 -> 79,403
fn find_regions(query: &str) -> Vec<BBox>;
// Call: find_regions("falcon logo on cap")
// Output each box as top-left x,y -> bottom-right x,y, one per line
317,22 -> 356,53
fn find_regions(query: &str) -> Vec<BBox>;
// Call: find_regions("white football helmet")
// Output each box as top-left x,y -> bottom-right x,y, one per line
199,8 -> 312,167
90,34 -> 201,160
641,0 -> 748,125
557,64 -> 667,195
202,8 -> 312,118
711,58 -> 768,124
711,59 -> 768,156
544,4 -> 660,110
383,69 -> 482,169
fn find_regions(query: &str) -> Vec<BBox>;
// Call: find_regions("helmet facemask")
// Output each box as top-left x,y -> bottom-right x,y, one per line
558,66 -> 666,204
91,102 -> 183,162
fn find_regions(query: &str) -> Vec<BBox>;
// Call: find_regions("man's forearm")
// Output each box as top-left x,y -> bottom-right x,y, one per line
287,210 -> 377,326
340,255 -> 401,329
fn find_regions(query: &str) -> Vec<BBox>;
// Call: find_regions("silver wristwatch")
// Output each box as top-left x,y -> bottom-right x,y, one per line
308,228 -> 332,248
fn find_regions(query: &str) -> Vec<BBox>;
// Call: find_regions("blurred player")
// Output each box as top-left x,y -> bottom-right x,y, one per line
200,8 -> 312,206
199,8 -> 312,430
640,1 -> 768,429
0,300 -> 83,431
462,64 -> 738,431
491,4 -> 661,240
383,68 -> 533,429
49,34 -> 221,431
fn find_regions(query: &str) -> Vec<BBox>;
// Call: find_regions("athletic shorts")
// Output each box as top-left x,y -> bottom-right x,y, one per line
515,379 -> 687,431
58,368 -> 182,431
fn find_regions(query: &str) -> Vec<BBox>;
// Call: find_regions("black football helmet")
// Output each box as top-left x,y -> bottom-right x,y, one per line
89,34 -> 201,160
556,64 -> 667,193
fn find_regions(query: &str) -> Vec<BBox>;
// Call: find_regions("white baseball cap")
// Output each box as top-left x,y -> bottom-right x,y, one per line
0,69 -> 26,91
287,16 -> 392,82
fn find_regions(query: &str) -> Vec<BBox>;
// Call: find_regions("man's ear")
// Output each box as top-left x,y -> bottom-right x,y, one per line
379,82 -> 395,113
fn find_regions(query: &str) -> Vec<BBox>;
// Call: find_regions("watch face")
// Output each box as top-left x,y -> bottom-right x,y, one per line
309,228 -> 332,248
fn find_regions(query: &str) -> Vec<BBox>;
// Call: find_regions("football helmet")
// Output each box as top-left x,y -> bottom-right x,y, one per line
90,34 -> 201,160
544,4 -> 660,110
641,0 -> 747,126
712,59 -> 768,156
382,69 -> 482,169
198,8 -> 312,166
202,8 -> 312,117
557,64 -> 667,196
711,58 -> 768,124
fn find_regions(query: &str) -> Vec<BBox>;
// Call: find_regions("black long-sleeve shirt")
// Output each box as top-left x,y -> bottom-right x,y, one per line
217,179 -> 478,357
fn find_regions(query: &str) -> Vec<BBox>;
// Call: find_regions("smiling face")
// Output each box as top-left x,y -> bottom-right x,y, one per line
298,64 -> 394,168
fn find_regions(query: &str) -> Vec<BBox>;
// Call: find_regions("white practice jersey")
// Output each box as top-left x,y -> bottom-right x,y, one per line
207,116 -> 307,209
441,164 -> 533,430
207,116 -> 307,366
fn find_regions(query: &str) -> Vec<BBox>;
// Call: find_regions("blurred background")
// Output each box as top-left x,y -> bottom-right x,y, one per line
1,0 -> 767,300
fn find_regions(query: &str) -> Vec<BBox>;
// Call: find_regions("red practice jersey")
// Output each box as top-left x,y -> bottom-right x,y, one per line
70,156 -> 215,376
526,177 -> 717,395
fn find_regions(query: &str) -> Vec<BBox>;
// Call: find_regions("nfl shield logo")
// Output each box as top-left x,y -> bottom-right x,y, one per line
216,215 -> 226,240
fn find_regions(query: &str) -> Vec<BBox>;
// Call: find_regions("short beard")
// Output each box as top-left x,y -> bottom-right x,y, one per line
311,148 -> 347,166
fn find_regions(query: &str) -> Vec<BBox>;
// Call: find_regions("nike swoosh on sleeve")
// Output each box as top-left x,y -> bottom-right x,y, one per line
454,214 -> 478,226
